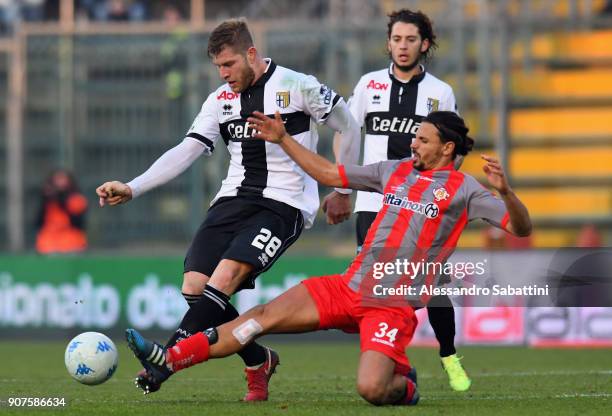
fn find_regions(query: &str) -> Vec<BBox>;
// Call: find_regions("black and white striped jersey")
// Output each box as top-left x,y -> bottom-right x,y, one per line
185,59 -> 342,227
348,64 -> 457,213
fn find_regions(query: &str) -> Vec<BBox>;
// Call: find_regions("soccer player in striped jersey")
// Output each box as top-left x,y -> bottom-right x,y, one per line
324,8 -> 470,391
125,110 -> 532,406
96,19 -> 361,399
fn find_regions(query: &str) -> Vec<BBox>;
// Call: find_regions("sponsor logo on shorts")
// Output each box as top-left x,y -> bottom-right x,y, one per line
370,337 -> 395,347
258,253 -> 270,266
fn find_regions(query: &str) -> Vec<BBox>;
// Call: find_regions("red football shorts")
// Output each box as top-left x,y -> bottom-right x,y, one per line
302,274 -> 417,367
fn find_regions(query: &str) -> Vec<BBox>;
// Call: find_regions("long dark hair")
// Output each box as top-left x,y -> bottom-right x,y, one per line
423,111 -> 474,158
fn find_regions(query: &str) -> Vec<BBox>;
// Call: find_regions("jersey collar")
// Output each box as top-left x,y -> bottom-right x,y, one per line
250,58 -> 276,88
388,63 -> 426,85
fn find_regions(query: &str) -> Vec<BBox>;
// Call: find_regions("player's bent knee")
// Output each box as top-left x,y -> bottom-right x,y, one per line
181,272 -> 208,295
357,379 -> 386,406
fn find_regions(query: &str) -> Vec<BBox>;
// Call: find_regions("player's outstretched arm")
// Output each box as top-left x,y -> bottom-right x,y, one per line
248,111 -> 344,188
96,181 -> 132,207
96,139 -> 206,207
481,154 -> 532,237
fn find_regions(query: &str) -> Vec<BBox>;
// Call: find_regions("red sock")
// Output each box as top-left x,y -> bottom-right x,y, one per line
397,377 -> 418,406
166,332 -> 210,372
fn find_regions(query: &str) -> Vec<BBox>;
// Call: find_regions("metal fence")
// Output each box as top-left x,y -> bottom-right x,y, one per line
1,0 -> 611,252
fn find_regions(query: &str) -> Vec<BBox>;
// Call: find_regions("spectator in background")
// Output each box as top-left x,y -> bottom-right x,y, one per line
161,2 -> 186,91
85,0 -> 146,22
576,224 -> 602,247
0,0 -> 18,35
35,169 -> 88,254
20,0 -> 45,21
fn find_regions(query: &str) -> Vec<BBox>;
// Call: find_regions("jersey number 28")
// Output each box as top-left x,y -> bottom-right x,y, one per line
251,228 -> 282,257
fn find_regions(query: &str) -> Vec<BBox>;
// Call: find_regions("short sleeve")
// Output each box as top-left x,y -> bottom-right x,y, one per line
340,160 -> 398,193
184,92 -> 221,156
346,76 -> 368,127
466,176 -> 510,230
441,86 -> 458,114
299,75 -> 343,124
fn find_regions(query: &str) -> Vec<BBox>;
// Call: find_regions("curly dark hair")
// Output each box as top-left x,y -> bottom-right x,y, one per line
387,9 -> 438,61
423,111 -> 474,158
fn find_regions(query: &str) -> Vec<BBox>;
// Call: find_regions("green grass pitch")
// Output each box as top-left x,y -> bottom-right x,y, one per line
0,340 -> 610,415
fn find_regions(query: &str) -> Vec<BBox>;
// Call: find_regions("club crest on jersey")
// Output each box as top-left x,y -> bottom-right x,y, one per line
433,187 -> 449,202
276,91 -> 290,108
427,98 -> 440,113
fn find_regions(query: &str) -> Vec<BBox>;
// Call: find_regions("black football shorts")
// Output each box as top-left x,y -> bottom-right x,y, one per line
184,195 -> 304,292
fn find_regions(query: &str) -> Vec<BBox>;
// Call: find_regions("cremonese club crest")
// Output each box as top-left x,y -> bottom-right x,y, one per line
433,187 -> 449,202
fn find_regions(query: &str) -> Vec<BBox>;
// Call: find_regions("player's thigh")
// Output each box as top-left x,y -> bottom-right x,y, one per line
222,207 -> 303,291
358,309 -> 417,368
183,198 -> 240,278
356,211 -> 377,249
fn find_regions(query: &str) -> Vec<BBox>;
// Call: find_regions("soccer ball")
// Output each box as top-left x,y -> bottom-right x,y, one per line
64,332 -> 119,385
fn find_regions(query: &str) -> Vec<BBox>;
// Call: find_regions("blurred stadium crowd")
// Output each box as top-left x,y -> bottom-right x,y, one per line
0,1 -> 183,32
0,0 -> 352,34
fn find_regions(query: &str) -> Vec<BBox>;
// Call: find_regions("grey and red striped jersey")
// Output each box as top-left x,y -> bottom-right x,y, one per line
186,59 -> 342,227
338,159 -> 509,293
347,64 -> 457,213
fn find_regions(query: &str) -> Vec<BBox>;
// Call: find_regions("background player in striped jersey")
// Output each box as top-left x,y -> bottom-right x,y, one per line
124,110 -> 532,406
96,18 -> 361,399
324,8 -> 470,391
